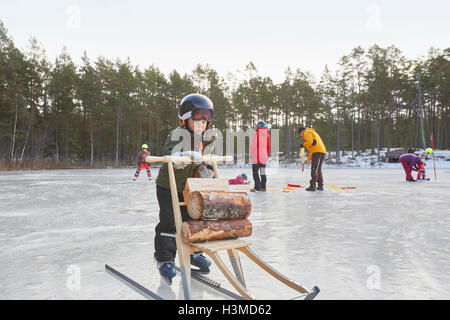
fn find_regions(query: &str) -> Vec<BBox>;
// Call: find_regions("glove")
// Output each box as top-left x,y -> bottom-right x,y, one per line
196,164 -> 215,178
172,151 -> 203,169
312,139 -> 317,146
183,151 -> 203,163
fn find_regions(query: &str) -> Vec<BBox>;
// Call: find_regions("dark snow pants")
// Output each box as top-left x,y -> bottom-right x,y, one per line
252,163 -> 267,190
310,152 -> 325,188
154,185 -> 192,263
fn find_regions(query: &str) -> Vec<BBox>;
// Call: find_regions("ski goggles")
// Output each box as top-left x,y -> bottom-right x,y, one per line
191,109 -> 214,122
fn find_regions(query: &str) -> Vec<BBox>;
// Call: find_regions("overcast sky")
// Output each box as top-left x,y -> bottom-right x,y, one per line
1,0 -> 449,83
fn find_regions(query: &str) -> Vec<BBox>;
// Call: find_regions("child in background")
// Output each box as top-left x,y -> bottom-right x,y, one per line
228,173 -> 250,185
417,148 -> 433,181
133,144 -> 152,181
399,153 -> 424,182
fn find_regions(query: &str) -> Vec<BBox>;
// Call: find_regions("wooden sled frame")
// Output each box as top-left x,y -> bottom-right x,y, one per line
147,155 -> 319,300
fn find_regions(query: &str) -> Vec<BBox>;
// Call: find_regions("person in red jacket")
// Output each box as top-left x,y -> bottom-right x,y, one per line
133,144 -> 152,181
228,173 -> 250,185
250,121 -> 271,192
417,149 -> 432,180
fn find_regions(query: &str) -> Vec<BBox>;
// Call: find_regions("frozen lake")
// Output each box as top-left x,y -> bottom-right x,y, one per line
1,167 -> 449,300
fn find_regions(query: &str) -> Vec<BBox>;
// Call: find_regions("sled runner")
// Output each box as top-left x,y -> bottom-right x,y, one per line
105,264 -> 164,300
143,154 -> 319,300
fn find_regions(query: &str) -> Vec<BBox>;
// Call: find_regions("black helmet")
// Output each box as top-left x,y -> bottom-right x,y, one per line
298,126 -> 306,134
178,94 -> 215,121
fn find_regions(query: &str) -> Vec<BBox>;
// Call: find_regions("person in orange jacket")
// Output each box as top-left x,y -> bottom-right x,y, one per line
299,126 -> 327,191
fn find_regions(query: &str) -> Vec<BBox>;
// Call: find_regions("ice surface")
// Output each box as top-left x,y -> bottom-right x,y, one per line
1,166 -> 449,299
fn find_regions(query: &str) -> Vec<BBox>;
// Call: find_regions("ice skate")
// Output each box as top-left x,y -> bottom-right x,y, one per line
190,252 -> 211,275
157,261 -> 176,285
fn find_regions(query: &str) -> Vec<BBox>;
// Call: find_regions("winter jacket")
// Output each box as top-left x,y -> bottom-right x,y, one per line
228,175 -> 249,185
301,128 -> 326,160
250,127 -> 271,164
136,150 -> 150,163
155,128 -> 215,191
399,154 -> 422,171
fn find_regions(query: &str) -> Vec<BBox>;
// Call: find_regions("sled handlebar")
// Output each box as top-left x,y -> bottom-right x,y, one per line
145,155 -> 233,164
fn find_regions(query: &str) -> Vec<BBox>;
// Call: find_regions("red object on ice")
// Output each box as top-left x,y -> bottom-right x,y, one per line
287,184 -> 302,188
228,175 -> 249,185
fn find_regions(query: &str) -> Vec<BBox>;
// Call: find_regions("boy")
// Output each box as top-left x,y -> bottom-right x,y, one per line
154,93 -> 216,284
133,144 -> 152,181
298,126 -> 327,191
250,121 -> 271,192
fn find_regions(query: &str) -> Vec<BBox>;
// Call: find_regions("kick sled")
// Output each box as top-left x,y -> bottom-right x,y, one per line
107,154 -> 319,300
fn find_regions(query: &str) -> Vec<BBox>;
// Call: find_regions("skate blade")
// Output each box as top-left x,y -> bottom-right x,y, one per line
160,276 -> 173,286
191,268 -> 210,275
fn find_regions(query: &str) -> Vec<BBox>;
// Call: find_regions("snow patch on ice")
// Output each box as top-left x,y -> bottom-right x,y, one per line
219,149 -> 450,169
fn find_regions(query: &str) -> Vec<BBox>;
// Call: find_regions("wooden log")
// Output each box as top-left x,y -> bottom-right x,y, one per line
182,178 -> 229,203
186,191 -> 252,220
181,219 -> 252,243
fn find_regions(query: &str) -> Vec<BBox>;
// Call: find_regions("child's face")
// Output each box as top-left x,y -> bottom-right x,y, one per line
188,118 -> 207,135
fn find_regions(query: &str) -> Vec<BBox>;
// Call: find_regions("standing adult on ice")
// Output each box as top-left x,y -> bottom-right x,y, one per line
298,126 -> 326,191
250,121 -> 271,192
154,93 -> 216,285
133,144 -> 152,181
399,153 -> 424,182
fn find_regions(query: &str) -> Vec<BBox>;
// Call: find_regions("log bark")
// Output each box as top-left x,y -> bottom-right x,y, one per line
181,219 -> 252,243
186,191 -> 252,220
